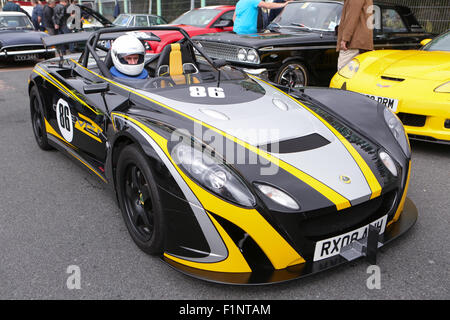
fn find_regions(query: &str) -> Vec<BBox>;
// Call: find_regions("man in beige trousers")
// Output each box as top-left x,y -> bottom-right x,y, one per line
337,0 -> 374,70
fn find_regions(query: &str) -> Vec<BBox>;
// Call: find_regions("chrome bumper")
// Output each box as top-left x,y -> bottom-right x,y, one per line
0,48 -> 56,57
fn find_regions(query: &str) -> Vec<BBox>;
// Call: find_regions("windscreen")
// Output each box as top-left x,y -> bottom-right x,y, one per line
0,14 -> 34,30
271,2 -> 342,31
171,8 -> 221,28
113,14 -> 131,26
424,32 -> 450,52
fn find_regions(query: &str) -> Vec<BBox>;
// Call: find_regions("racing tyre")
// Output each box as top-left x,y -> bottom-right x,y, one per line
116,144 -> 165,255
30,86 -> 53,150
276,61 -> 309,88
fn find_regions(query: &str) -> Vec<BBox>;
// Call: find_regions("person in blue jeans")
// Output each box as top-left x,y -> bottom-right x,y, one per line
233,0 -> 290,34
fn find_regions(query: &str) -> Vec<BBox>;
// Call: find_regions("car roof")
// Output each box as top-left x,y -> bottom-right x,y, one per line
0,12 -> 27,16
194,5 -> 234,10
289,0 -> 408,7
117,13 -> 162,17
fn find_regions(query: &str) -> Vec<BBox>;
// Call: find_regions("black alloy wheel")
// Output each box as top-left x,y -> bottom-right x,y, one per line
116,144 -> 164,255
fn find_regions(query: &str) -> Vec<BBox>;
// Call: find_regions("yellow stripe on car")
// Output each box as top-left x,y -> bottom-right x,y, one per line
165,212 -> 251,273
44,118 -> 107,183
112,113 -> 306,271
35,66 -> 101,115
74,60 -> 351,211
251,75 -> 382,200
388,161 -> 412,226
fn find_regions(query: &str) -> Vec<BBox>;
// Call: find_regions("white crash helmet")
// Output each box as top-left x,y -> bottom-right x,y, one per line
111,34 -> 145,76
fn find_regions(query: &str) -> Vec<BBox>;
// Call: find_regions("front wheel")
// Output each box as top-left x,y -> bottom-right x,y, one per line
275,61 -> 309,88
116,144 -> 165,255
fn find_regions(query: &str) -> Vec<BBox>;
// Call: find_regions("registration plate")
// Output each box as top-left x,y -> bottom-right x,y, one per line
365,94 -> 399,112
14,54 -> 38,61
313,215 -> 388,261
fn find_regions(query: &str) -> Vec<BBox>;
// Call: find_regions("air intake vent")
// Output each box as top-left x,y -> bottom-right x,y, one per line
381,76 -> 405,82
397,113 -> 426,127
258,133 -> 330,154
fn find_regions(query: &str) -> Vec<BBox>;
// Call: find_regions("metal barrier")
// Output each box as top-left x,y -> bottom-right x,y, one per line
377,0 -> 450,34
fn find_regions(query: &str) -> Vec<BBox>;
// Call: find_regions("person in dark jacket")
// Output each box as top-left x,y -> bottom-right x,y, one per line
53,0 -> 68,31
53,0 -> 72,54
42,0 -> 56,35
2,0 -> 21,12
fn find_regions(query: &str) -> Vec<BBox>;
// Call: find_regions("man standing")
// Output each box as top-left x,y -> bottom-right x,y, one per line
336,0 -> 374,70
42,0 -> 56,35
233,0 -> 290,35
2,0 -> 21,12
31,0 -> 43,30
53,0 -> 69,32
54,0 -> 70,53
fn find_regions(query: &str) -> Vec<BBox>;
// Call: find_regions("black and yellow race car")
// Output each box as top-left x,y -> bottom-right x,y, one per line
29,27 -> 417,284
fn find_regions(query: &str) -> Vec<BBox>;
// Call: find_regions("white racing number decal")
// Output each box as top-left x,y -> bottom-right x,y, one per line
189,86 -> 225,98
56,98 -> 73,142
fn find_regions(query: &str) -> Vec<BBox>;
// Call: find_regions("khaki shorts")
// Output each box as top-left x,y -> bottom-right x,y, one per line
337,49 -> 360,70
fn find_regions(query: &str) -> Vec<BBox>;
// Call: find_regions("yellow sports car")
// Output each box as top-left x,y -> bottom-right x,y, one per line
330,30 -> 450,144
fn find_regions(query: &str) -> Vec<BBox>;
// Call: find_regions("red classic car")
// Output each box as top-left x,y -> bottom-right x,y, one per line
146,5 -> 235,53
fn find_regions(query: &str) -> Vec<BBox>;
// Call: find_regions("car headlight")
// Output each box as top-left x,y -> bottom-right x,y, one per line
237,48 -> 247,62
246,49 -> 260,64
338,59 -> 360,79
379,151 -> 397,177
172,142 -> 256,207
434,81 -> 450,93
254,183 -> 300,210
383,107 -> 411,157
237,48 -> 260,64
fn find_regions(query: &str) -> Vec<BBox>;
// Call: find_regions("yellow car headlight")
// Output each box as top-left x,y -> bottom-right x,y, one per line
434,81 -> 450,93
338,59 -> 360,79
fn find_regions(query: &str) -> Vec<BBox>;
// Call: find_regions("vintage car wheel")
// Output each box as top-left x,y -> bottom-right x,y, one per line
276,61 -> 309,88
30,86 -> 53,150
116,144 -> 165,255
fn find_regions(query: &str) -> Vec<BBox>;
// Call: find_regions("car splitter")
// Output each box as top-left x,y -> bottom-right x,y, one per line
163,198 -> 418,285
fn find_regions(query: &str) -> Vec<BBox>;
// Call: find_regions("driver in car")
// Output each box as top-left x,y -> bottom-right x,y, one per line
110,35 -> 149,79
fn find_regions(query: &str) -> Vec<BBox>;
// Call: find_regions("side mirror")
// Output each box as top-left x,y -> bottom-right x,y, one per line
420,38 -> 432,46
213,19 -> 233,28
212,59 -> 227,68
83,83 -> 109,94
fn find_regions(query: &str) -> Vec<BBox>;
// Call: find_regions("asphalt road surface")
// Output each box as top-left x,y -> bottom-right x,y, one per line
0,63 -> 448,300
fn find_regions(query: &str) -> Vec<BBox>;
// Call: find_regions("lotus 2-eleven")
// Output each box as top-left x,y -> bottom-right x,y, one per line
29,26 -> 417,284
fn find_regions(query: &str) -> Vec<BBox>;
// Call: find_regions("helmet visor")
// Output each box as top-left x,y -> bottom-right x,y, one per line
117,53 -> 145,65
